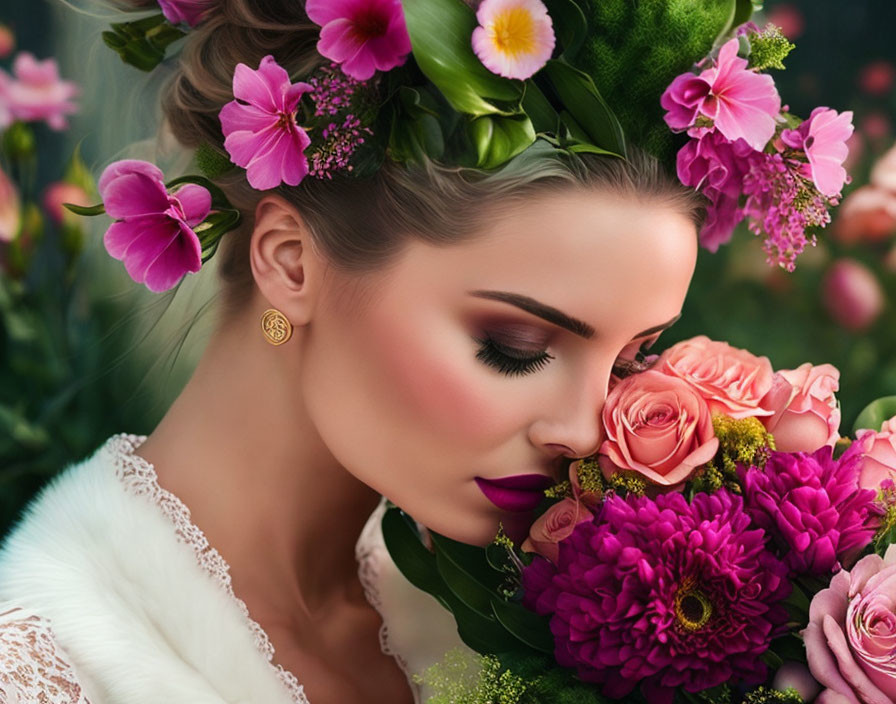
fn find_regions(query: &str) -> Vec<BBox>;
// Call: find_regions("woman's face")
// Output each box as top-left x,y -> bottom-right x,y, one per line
299,190 -> 698,545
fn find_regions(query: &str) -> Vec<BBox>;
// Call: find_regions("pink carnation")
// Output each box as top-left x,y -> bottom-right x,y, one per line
781,106 -> 855,198
676,131 -> 754,251
98,160 -> 210,293
661,38 -> 781,151
157,0 -> 215,28
305,0 -> 412,81
220,55 -> 313,191
4,53 -> 78,130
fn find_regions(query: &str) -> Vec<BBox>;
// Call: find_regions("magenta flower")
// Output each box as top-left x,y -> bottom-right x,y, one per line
219,55 -> 312,191
4,53 -> 78,130
676,132 -> 754,251
98,160 -> 211,293
782,106 -> 855,197
0,70 -> 12,130
739,442 -> 882,577
522,490 -> 791,704
305,0 -> 412,82
471,0 -> 555,80
157,0 -> 215,28
742,150 -> 831,271
661,38 -> 781,151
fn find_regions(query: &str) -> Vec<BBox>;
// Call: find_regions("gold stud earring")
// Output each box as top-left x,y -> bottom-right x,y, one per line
261,308 -> 293,346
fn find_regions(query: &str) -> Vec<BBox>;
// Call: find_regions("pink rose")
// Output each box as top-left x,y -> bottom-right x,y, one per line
599,369 -> 719,489
655,335 -> 788,419
521,497 -> 593,564
803,545 -> 896,703
856,417 -> 896,491
823,259 -> 886,332
763,362 -> 841,453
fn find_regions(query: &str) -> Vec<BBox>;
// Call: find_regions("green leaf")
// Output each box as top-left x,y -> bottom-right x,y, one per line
543,0 -> 588,58
102,14 -> 186,72
400,0 -> 522,116
194,210 -> 241,263
732,0 -> 757,31
491,598 -> 554,653
381,507 -> 445,596
469,114 -> 536,169
63,202 -> 105,217
539,59 -> 626,157
434,550 -> 497,618
521,80 -> 559,135
853,396 -> 896,435
388,86 -> 447,163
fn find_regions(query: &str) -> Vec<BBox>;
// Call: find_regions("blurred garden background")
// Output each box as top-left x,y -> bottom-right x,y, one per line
2,0 -> 896,535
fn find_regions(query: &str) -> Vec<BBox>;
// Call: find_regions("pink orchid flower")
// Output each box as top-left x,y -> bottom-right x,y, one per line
5,52 -> 78,130
157,0 -> 215,28
99,160 -> 211,293
782,106 -> 854,198
220,55 -> 313,191
305,0 -> 412,81
661,38 -> 781,151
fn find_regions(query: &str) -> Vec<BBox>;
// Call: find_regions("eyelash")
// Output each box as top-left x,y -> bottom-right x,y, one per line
474,335 -> 656,378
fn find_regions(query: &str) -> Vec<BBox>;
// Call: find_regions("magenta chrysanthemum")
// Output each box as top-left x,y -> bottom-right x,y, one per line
522,490 -> 791,704
661,38 -> 781,151
98,160 -> 210,293
305,0 -> 411,81
742,150 -> 832,272
740,442 -> 882,577
219,55 -> 312,191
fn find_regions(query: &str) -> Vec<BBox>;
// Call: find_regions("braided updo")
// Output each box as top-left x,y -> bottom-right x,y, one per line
145,0 -> 705,317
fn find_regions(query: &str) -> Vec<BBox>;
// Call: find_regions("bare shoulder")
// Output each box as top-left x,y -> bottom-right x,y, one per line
0,604 -> 92,704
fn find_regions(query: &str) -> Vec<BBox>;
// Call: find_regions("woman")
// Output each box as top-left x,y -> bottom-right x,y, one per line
0,1 -> 706,703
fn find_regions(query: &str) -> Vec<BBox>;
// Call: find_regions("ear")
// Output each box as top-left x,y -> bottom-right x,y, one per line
249,195 -> 328,327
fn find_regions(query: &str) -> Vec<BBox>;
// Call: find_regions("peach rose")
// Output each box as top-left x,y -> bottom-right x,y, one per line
599,369 -> 719,488
521,497 -> 593,563
655,335 -> 787,419
763,362 -> 841,453
856,417 -> 896,491
803,544 -> 896,703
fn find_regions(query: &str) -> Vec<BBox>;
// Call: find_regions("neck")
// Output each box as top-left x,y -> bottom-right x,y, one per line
135,306 -> 382,623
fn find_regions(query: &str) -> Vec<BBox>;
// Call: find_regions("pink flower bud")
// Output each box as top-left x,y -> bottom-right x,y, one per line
0,25 -> 14,59
772,662 -> 821,702
42,182 -> 89,226
859,60 -> 896,97
0,166 -> 20,243
822,259 -> 885,331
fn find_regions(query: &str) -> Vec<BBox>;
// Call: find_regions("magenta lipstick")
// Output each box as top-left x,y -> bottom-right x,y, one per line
474,473 -> 555,512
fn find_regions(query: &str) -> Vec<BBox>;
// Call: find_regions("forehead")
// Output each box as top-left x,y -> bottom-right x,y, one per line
370,191 -> 697,336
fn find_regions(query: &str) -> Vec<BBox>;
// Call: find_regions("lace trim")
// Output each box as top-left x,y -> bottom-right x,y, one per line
0,606 -> 91,704
102,433 -> 309,704
355,504 -> 409,676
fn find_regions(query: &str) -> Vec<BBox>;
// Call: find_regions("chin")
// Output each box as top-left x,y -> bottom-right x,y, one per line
421,509 -> 533,548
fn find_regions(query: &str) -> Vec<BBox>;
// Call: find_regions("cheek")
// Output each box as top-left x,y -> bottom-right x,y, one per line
362,311 -> 517,448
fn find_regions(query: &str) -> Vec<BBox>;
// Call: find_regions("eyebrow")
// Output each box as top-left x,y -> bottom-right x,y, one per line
468,290 -> 681,341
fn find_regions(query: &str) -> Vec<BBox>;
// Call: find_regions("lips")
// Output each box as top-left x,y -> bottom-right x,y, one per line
475,473 -> 556,513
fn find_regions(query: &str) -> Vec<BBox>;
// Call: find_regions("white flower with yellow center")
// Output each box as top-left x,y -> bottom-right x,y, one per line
471,0 -> 555,81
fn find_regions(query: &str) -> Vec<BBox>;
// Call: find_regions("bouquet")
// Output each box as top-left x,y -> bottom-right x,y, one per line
383,335 -> 896,704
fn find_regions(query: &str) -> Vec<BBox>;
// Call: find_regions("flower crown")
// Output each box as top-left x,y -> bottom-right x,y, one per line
70,0 -> 854,292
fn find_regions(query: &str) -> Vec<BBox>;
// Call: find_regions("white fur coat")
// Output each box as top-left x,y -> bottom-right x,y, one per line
0,435 -> 468,704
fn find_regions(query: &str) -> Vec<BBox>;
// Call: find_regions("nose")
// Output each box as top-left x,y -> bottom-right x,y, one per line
530,376 -> 607,460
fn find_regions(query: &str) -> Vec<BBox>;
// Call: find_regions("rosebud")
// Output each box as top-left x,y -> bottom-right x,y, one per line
772,662 -> 821,702
0,25 -> 13,59
42,181 -> 89,226
0,166 -> 20,243
822,258 -> 885,331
